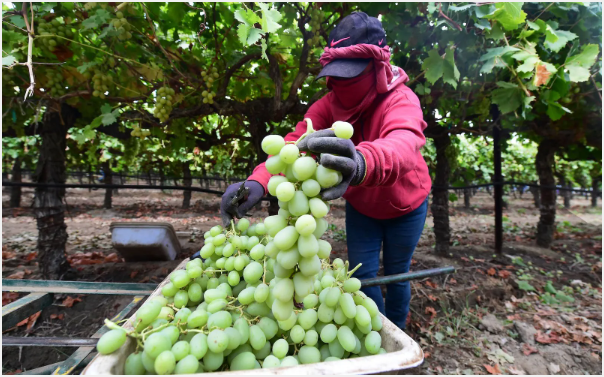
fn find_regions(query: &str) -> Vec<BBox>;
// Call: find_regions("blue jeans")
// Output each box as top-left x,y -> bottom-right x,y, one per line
345,196 -> 428,330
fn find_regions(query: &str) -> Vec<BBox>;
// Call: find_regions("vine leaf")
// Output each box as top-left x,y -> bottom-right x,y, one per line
485,2 -> 526,31
491,82 -> 524,114
258,3 -> 282,34
81,8 -> 112,30
544,24 -> 578,53
2,55 -> 17,66
422,48 -> 459,88
100,103 -> 120,126
565,44 -> 600,82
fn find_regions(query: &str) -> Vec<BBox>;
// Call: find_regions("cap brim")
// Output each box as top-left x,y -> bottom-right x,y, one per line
314,58 -> 371,81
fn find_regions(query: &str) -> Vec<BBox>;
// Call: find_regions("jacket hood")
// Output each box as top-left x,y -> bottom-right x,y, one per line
319,44 -> 409,94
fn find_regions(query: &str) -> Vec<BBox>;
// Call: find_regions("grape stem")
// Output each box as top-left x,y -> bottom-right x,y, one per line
294,118 -> 315,146
347,263 -> 362,277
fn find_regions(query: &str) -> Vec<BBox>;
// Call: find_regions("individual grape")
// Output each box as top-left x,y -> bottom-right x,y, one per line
272,338 -> 289,359
298,345 -> 321,364
316,165 -> 340,189
207,298 -> 228,313
298,255 -> 320,277
328,339 -> 345,358
272,298 -> 294,321
293,272 -> 315,299
174,290 -> 189,308
207,329 -> 229,353
274,278 -> 295,302
234,318 -> 250,344
278,208 -> 291,218
187,265 -> 202,279
263,354 -> 281,368
251,283 -> 268,303
295,214 -> 317,236
124,352 -> 145,375
160,325 -> 180,345
266,155 -> 286,174
97,328 -> 127,355
258,317 -> 279,340
203,350 -> 224,371
224,327 -> 242,350
318,302 -> 335,323
171,270 -> 191,289
371,313 -> 383,331
339,293 -> 357,319
279,143 -> 299,164
250,244 -> 265,260
144,333 -> 171,358
237,286 -> 256,305
200,243 -> 215,258
292,156 -> 317,181
162,282 -> 179,297
243,261 -> 263,283
236,218 -> 250,232
303,293 -> 319,309
136,301 -> 162,325
154,350 -> 176,375
309,198 -> 329,218
222,243 -> 235,257
288,191 -> 310,217
227,270 -> 240,286
314,218 -> 329,239
298,234 -> 319,257
174,354 -> 199,374
276,246 -> 300,269
277,311 -> 297,331
150,318 -> 168,329
187,309 -> 209,329
141,351 -> 156,374
333,121 -> 354,139
249,325 -> 267,350
364,331 -> 382,355
212,234 -> 227,246
274,226 -> 299,251
207,310 -> 232,329
264,215 -> 287,237
317,239 -> 332,259
319,323 -> 338,343
230,351 -> 257,371
355,305 -> 371,327
326,287 -> 342,307
290,324 -> 305,343
336,326 -> 356,352
304,329 -> 319,346
255,223 -> 267,235
280,355 -> 299,366
362,297 -> 380,317
276,181 -> 295,202
301,179 -> 321,197
297,308 -> 318,330
343,278 -> 361,293
234,255 -> 248,271
171,341 -> 191,361
262,135 -> 286,155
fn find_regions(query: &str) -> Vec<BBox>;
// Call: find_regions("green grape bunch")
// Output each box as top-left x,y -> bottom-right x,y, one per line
131,124 -> 150,139
111,11 -> 133,41
307,8 -> 324,48
96,119 -> 387,373
154,86 -> 176,122
43,69 -> 67,96
90,70 -> 111,99
37,18 -> 75,52
200,66 -> 219,104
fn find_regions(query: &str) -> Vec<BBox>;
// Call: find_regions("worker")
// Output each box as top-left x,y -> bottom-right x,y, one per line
220,12 -> 431,330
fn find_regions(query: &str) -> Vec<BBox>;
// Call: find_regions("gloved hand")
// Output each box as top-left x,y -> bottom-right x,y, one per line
220,180 -> 264,228
297,129 -> 366,200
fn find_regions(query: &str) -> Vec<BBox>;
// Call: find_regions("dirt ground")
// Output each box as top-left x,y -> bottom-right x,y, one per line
2,186 -> 602,374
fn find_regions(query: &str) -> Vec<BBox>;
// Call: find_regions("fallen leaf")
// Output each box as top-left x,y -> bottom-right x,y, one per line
2,250 -> 17,259
522,343 -> 539,356
487,267 -> 496,276
498,270 -> 511,279
16,311 -> 41,330
24,252 -> 37,261
49,313 -> 65,320
425,306 -> 437,320
548,363 -> 560,374
24,269 -> 32,275
6,271 -> 25,279
484,364 -> 502,375
508,366 -> 526,375
535,331 -> 563,344
61,296 -> 82,308
104,252 -> 122,263
424,351 -> 431,359
2,292 -> 20,306
487,348 -> 515,364
449,278 -> 457,285
427,294 -> 438,302
425,280 -> 438,289
130,270 -> 139,279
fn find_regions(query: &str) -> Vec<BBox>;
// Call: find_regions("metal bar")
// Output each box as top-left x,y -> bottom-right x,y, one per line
19,353 -> 96,375
360,267 -> 456,287
2,279 -> 157,295
52,296 -> 144,375
2,293 -> 53,331
2,337 -> 98,347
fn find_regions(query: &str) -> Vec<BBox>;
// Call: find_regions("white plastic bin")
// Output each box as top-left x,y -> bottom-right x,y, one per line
83,260 -> 424,375
110,222 -> 181,262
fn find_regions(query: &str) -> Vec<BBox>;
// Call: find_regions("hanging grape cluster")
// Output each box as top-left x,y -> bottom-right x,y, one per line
111,11 -> 133,41
154,86 -> 176,122
307,8 -> 324,47
37,18 -> 75,52
96,120 -> 388,374
201,66 -> 219,104
44,69 -> 67,96
91,70 -> 111,99
131,125 -> 151,139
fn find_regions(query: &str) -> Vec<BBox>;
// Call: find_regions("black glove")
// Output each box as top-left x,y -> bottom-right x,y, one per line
220,180 -> 264,227
297,129 -> 366,201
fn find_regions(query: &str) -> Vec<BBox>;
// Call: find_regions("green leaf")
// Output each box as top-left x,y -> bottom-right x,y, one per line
486,22 -> 504,40
234,9 -> 258,26
2,55 -> 17,66
81,8 -> 112,30
449,4 -> 475,12
517,56 -> 540,73
422,48 -> 461,88
565,44 -> 599,82
492,82 -> 524,114
100,103 -> 120,125
427,2 -> 437,13
526,20 -> 541,30
486,2 -> 527,31
479,46 -> 520,61
9,15 -> 25,29
474,18 -> 491,30
517,280 -> 535,291
77,61 -> 98,74
261,39 -> 268,61
443,48 -> 460,88
237,23 -> 251,46
258,3 -> 282,34
247,28 -> 264,45
544,25 -> 578,52
547,102 -> 572,120
566,66 -> 591,82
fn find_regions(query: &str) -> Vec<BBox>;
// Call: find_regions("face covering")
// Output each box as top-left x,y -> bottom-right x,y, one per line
326,68 -> 377,125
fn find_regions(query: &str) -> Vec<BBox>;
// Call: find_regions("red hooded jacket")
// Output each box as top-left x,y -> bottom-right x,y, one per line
249,44 -> 431,220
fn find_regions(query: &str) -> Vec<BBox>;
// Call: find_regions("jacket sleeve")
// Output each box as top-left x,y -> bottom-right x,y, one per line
248,96 -> 332,193
355,88 -> 427,187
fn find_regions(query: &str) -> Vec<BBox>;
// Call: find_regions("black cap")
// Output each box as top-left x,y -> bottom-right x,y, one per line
316,12 -> 386,80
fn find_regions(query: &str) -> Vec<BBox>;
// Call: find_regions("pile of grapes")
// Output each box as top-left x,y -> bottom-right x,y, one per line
91,70 -> 111,99
307,8 -> 324,47
96,121 -> 385,374
43,69 -> 67,96
37,18 -> 75,52
111,11 -> 133,41
201,66 -> 218,104
154,86 -> 176,122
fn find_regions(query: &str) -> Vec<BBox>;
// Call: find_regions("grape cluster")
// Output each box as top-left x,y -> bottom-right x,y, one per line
154,86 -> 176,122
44,69 -> 67,96
111,11 -> 133,40
91,70 -> 111,99
37,18 -> 75,52
201,66 -> 219,104
307,8 -> 324,47
96,121 -> 383,373
131,125 -> 150,139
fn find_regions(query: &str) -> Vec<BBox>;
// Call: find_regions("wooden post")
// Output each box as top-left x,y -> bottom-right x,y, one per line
492,107 -> 503,254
